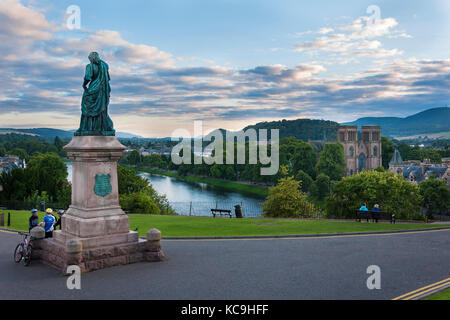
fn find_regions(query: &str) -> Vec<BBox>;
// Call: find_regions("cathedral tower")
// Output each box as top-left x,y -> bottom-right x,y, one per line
338,125 -> 382,176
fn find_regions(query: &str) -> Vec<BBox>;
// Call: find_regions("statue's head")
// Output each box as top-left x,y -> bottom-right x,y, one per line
88,52 -> 101,64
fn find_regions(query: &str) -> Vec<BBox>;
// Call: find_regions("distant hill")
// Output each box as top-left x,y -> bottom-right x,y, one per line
0,128 -> 73,140
241,107 -> 449,142
0,128 -> 142,140
243,119 -> 339,141
343,107 -> 450,137
2,107 -> 448,142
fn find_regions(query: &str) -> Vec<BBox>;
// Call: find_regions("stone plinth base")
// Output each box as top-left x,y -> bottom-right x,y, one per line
28,136 -> 165,273
31,227 -> 164,273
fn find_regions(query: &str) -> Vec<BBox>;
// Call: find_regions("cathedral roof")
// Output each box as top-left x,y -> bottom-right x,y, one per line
424,166 -> 448,178
403,166 -> 424,181
389,149 -> 403,165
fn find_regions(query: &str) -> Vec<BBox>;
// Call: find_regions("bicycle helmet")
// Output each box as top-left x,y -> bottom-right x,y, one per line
31,209 -> 38,213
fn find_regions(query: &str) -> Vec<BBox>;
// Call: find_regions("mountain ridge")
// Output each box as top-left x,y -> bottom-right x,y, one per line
342,107 -> 449,137
1,107 -> 448,141
0,128 -> 142,140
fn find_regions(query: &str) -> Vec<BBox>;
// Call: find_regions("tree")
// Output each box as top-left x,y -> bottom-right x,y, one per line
294,170 -> 313,193
26,153 -> 68,201
292,145 -> 317,178
262,176 -> 316,218
117,165 -> 173,214
312,173 -> 330,200
210,164 -> 222,178
381,137 -> 395,169
118,165 -> 152,194
316,143 -> 346,181
326,170 -> 422,219
54,136 -> 64,150
24,190 -> 52,208
423,149 -> 441,163
419,176 -> 450,218
223,165 -> 236,180
408,148 -> 422,161
0,152 -> 70,204
119,192 -> 161,214
142,153 -> 167,168
280,137 -> 317,178
0,168 -> 27,201
127,150 -> 141,165
54,136 -> 67,157
9,147 -> 28,160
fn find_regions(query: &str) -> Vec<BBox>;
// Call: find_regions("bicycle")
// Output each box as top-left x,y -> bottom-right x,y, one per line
14,231 -> 33,266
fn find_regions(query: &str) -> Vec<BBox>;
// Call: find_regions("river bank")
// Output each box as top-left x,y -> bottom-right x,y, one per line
133,167 -> 269,198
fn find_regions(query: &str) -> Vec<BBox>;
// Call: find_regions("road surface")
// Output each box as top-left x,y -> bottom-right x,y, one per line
0,229 -> 448,299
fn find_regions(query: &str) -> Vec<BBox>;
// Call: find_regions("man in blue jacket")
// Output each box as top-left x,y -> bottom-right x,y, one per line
28,209 -> 39,232
41,208 -> 56,238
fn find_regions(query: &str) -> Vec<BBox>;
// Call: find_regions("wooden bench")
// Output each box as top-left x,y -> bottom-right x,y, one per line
356,210 -> 395,223
211,208 -> 232,218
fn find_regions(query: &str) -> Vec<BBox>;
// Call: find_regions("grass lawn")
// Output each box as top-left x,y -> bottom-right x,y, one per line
134,167 -> 269,198
425,288 -> 450,300
1,210 -> 448,238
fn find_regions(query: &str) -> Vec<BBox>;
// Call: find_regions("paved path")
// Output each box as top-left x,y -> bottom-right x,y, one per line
0,229 -> 448,300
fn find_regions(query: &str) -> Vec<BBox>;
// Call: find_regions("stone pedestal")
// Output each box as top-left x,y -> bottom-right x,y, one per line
33,136 -> 164,273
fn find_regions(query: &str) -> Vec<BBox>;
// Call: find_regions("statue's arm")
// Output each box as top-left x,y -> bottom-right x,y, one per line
82,79 -> 89,91
83,64 -> 92,90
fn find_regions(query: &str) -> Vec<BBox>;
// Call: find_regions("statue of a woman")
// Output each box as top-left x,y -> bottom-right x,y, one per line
75,52 -> 115,136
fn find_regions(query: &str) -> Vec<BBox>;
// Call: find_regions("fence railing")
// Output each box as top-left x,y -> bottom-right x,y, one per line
165,201 -> 265,217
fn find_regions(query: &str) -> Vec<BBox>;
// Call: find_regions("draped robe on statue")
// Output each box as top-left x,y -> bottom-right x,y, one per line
75,59 -> 115,136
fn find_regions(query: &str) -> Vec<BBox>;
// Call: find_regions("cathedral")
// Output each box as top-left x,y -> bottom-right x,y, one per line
337,126 -> 382,176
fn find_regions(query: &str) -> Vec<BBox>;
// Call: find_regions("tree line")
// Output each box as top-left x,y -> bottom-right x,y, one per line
120,136 -> 347,202
0,134 -> 67,160
0,151 -> 172,215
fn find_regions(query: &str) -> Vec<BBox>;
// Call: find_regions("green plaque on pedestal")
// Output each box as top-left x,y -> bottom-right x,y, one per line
94,174 -> 112,197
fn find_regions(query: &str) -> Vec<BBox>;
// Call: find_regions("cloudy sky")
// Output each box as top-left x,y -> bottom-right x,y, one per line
0,0 -> 449,137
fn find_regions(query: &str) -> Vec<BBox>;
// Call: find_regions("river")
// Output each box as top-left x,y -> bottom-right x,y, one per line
66,162 -> 264,217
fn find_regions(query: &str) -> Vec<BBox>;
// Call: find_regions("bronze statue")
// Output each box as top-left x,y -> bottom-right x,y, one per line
75,52 -> 115,136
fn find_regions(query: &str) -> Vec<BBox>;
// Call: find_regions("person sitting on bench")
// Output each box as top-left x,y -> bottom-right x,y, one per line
359,203 -> 369,211
371,204 -> 380,223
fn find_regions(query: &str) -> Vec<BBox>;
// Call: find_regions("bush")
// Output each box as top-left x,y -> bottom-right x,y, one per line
326,170 -> 422,219
419,176 -> 450,218
262,176 -> 316,218
120,192 -> 161,214
118,165 -> 175,215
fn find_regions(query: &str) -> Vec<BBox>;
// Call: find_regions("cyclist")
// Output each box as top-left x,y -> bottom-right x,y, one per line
40,208 -> 56,238
54,210 -> 64,230
28,209 -> 39,232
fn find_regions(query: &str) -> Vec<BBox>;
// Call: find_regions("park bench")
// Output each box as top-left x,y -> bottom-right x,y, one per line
356,210 -> 395,224
211,208 -> 232,218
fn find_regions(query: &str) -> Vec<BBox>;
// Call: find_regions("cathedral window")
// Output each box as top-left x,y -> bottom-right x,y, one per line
349,146 -> 354,157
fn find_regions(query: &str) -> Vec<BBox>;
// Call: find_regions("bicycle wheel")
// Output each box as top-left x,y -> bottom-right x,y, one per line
24,244 -> 32,266
14,244 -> 24,263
